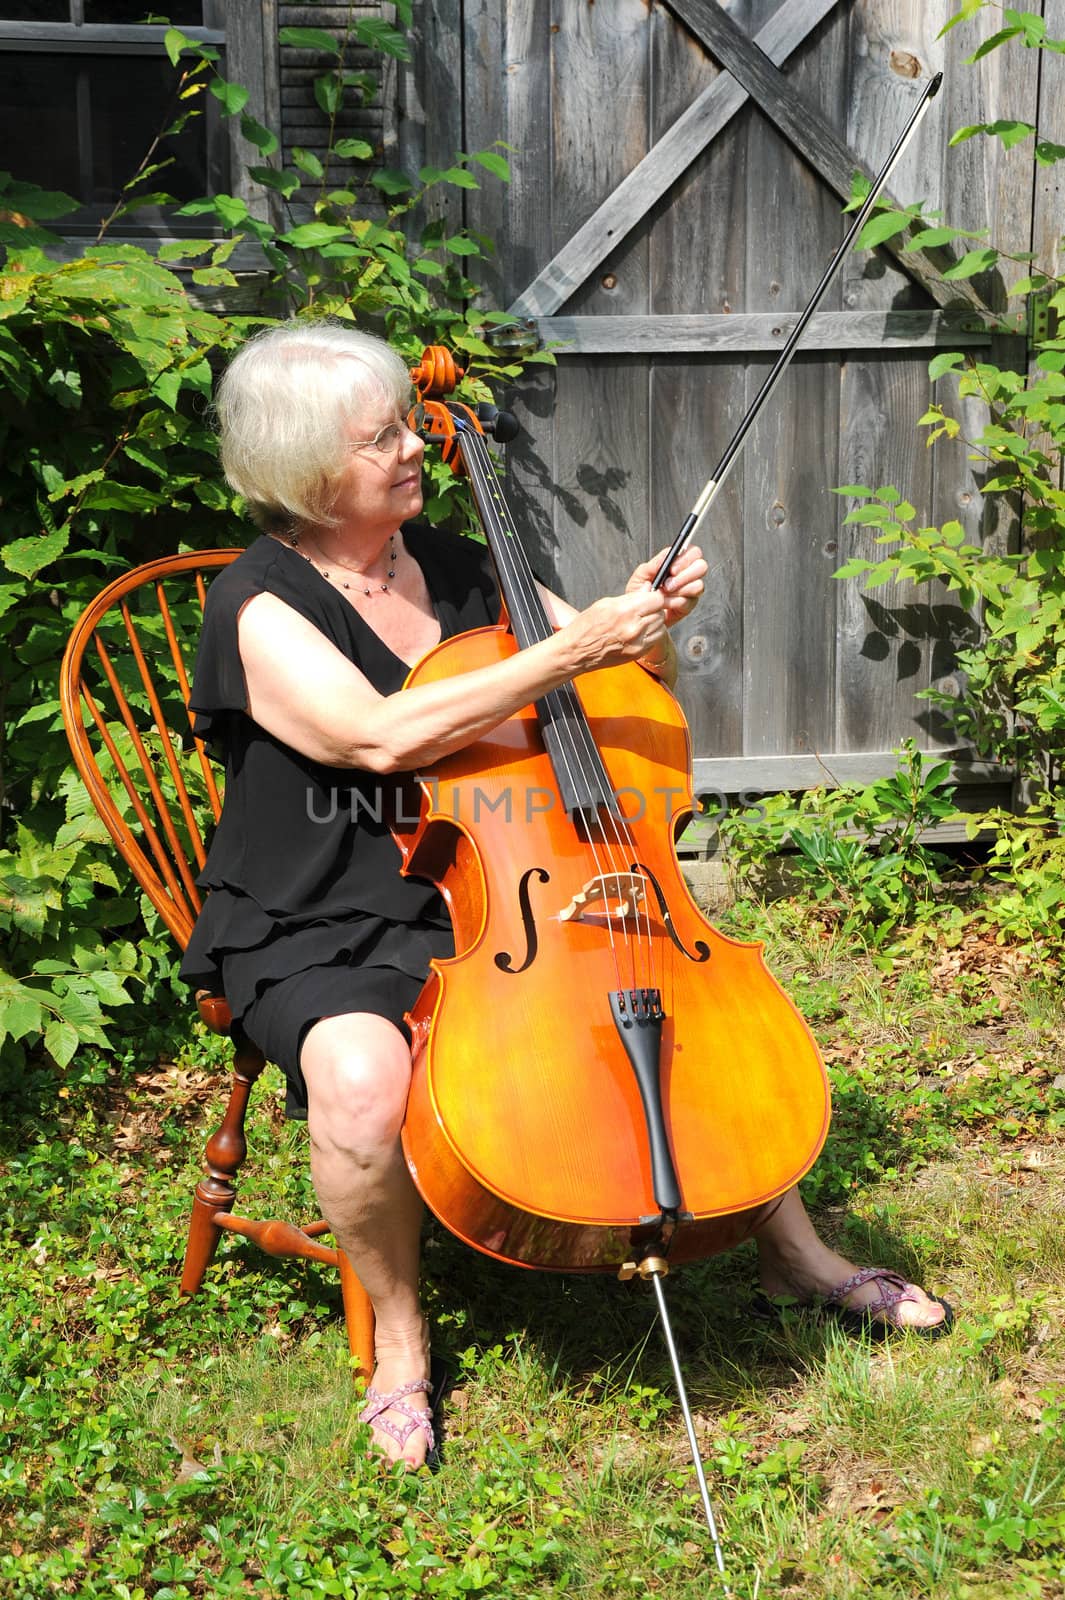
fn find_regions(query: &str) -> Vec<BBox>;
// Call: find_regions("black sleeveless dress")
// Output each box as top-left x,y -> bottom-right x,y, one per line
180,525 -> 500,1117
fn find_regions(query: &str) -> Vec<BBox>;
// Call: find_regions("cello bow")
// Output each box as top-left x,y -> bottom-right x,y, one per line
651,68 -> 943,593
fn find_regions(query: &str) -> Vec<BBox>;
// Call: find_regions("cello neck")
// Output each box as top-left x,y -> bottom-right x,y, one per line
450,415 -> 620,822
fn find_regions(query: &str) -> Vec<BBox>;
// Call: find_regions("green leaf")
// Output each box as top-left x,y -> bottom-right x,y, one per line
190,266 -> 239,287
239,115 -> 279,156
442,166 -> 480,191
1035,140 -> 1065,166
2,527 -> 69,578
929,350 -> 966,380
248,166 -> 301,198
46,365 -> 83,410
209,78 -> 250,117
470,148 -> 511,181
372,169 -> 414,196
278,26 -> 341,55
176,193 -> 249,228
856,209 -> 915,250
163,26 -> 194,66
81,482 -> 165,511
832,484 -> 874,497
314,73 -> 342,116
937,0 -> 986,38
0,993 -> 43,1043
278,222 -> 350,248
965,26 -> 1023,63
44,1019 -> 79,1069
909,226 -> 970,249
833,559 -> 876,580
0,181 -> 77,220
942,246 -> 1000,281
292,147 -> 325,180
444,236 -> 483,257
950,119 -> 1034,150
122,444 -> 167,478
355,17 -> 412,60
333,138 -> 375,161
156,238 -> 217,262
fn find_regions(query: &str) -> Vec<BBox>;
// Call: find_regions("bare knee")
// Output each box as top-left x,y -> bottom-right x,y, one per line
301,1014 -> 411,1160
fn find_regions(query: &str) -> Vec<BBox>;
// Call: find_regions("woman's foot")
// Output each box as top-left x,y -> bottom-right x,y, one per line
360,1315 -> 434,1469
753,1188 -> 950,1335
757,1243 -> 950,1333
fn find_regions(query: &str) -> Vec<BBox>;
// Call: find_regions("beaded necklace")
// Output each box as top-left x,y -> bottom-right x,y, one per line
288,528 -> 397,595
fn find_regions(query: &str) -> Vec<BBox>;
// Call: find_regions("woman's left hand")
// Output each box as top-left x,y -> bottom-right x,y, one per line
626,544 -> 706,628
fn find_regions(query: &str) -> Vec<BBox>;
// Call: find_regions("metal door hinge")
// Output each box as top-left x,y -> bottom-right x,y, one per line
955,311 -> 1026,336
1028,291 -> 1059,348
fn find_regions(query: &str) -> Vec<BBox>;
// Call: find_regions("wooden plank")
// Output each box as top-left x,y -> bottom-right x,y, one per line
553,0 -> 653,320
740,0 -> 843,758
468,1 -> 560,585
227,0 -> 274,221
537,310 -> 1002,353
457,0 -> 510,306
926,4 -> 1041,770
501,5 -> 655,642
507,0 -> 841,317
278,4 -> 382,19
836,354 -> 936,752
664,0 -> 989,316
691,751 -> 1010,791
645,1 -> 750,758
1034,0 -> 1065,279
839,0 -> 942,315
549,358 -> 651,610
0,23 -> 224,46
832,3 -> 939,754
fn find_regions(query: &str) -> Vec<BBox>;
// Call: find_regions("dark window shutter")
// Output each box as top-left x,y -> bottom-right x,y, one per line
278,3 -> 392,217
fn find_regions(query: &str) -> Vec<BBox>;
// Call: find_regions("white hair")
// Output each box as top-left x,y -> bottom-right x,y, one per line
215,320 -> 412,531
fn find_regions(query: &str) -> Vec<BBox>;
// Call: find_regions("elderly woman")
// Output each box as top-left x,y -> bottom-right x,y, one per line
182,322 -> 951,1472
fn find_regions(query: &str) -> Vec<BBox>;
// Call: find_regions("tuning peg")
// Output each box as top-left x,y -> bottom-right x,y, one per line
475,403 -> 520,444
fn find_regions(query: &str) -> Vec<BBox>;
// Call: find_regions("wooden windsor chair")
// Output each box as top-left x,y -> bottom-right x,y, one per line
59,549 -> 374,1378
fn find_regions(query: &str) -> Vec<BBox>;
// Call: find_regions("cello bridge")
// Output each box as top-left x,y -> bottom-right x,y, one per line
559,872 -> 646,924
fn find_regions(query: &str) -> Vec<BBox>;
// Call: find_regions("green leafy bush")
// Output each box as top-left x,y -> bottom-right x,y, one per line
828,3 -> 1065,948
719,741 -> 958,941
0,11 -> 534,1077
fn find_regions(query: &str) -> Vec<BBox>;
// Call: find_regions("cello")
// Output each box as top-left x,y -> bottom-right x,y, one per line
394,72 -> 943,1576
399,343 -> 830,1274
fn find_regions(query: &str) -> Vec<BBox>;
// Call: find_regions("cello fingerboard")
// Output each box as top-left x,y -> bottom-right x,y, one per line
456,418 -> 620,820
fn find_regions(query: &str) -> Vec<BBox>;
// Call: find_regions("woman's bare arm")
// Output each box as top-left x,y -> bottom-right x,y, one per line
236,583 -> 670,773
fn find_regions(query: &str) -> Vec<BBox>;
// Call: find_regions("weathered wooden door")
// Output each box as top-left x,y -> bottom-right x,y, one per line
404,0 -> 1046,801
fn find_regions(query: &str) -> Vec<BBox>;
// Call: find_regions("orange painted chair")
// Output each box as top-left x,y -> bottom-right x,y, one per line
60,550 -> 374,1377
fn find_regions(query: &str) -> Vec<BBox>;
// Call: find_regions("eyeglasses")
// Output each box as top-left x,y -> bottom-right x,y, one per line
348,419 -> 414,455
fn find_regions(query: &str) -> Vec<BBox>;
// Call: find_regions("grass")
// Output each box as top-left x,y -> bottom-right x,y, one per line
1,896 -> 1064,1597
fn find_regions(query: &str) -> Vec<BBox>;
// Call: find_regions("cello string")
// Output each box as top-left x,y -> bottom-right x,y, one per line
458,425 -> 661,996
465,423 -> 666,1004
457,420 -> 635,990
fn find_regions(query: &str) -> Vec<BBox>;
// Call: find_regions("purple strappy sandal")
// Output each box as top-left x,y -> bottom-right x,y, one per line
824,1267 -> 955,1340
359,1377 -> 435,1464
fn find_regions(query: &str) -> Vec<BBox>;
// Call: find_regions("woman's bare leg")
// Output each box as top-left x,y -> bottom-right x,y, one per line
301,1013 -> 431,1467
754,1186 -> 947,1329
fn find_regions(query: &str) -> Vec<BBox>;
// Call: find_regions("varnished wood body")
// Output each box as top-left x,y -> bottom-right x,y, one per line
399,627 -> 830,1273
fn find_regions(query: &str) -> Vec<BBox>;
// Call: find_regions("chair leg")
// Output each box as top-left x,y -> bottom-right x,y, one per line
180,1034 -> 267,1295
337,1248 -> 375,1382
